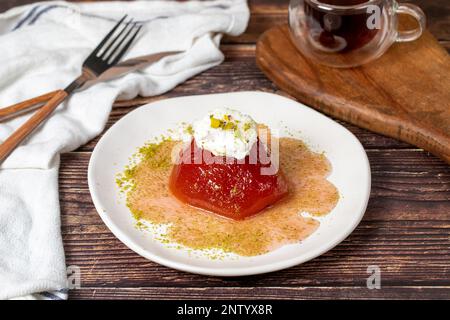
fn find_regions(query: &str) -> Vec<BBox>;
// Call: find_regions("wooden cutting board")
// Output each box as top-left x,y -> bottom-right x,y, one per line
256,24 -> 450,164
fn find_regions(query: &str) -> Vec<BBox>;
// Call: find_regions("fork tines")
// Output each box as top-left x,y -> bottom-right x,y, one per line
85,15 -> 143,74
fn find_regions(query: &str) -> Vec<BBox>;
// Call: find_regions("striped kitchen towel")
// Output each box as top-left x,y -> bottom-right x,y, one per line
0,0 -> 249,300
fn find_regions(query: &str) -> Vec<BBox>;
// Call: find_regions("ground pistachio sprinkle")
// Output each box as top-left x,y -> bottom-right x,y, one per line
116,134 -> 339,257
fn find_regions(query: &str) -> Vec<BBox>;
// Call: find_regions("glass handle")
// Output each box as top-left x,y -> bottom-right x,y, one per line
396,3 -> 426,42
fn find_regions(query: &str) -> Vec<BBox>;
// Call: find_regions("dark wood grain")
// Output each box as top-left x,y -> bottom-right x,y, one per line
60,151 -> 450,291
1,0 -> 449,46
1,0 -> 449,300
77,45 -> 414,152
69,287 -> 450,300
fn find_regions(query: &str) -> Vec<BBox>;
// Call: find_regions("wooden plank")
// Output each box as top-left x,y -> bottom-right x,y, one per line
69,286 -> 450,300
441,41 -> 450,51
62,224 -> 450,288
1,0 -> 449,43
61,150 -> 450,209
74,47 -> 413,152
60,150 -> 450,288
2,0 -> 449,301
78,117 -> 414,152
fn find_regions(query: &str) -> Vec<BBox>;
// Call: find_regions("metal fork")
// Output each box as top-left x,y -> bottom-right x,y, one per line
0,15 -> 142,163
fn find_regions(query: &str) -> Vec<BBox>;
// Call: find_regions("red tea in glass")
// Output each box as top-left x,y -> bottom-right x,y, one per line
303,0 -> 381,52
289,0 -> 426,67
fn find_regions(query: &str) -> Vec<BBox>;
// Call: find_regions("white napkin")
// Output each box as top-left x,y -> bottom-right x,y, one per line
0,0 -> 249,299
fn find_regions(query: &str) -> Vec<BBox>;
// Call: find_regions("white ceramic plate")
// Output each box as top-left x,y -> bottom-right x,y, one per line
88,91 -> 371,276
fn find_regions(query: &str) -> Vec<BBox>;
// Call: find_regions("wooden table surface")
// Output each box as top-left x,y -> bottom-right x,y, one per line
1,0 -> 449,300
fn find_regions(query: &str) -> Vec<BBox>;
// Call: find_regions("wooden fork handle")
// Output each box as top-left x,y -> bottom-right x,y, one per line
0,90 -> 68,163
0,90 -> 60,122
